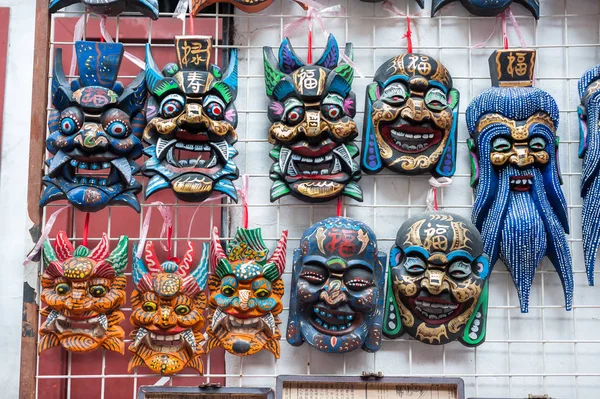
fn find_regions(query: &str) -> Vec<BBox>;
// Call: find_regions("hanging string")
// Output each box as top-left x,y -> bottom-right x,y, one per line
188,2 -> 195,36
425,177 -> 453,212
471,14 -> 500,49
82,213 -> 90,247
382,0 -> 415,53
284,1 -> 363,77
23,205 -> 71,266
501,11 -> 508,49
99,16 -> 146,69
336,196 -> 343,217
69,14 -> 89,79
506,7 -> 527,48
136,202 -> 174,259
240,174 -> 249,229
307,11 -> 313,63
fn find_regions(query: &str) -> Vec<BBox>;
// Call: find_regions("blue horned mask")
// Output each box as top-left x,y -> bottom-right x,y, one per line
263,35 -> 363,203
431,0 -> 539,18
287,217 -> 386,353
361,53 -> 459,177
41,41 -> 145,212
142,36 -> 240,203
577,65 -> 600,286
467,49 -> 572,312
49,0 -> 159,19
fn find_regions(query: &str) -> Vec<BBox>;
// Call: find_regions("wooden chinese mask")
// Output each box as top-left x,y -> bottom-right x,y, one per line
143,37 -> 240,202
49,0 -> 159,19
383,212 -> 490,346
467,50 -> 572,313
287,217 -> 386,353
39,232 -> 128,354
206,227 -> 288,358
578,64 -> 600,286
431,0 -> 539,18
192,0 -> 273,14
362,53 -> 459,177
129,241 -> 208,375
41,42 -> 145,212
263,34 -> 363,203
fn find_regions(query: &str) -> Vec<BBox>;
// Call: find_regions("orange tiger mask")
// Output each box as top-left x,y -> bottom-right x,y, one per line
128,241 -> 208,375
39,231 -> 128,354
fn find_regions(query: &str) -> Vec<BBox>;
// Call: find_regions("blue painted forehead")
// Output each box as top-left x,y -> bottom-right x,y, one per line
466,87 -> 559,134
579,64 -> 600,98
301,217 -> 377,242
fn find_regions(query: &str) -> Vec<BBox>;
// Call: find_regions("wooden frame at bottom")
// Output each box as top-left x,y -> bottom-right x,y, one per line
137,386 -> 274,399
276,375 -> 465,399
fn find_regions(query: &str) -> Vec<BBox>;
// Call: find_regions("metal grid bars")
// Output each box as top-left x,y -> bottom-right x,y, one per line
35,0 -> 600,398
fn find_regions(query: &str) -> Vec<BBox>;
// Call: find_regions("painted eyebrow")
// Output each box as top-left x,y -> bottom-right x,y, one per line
403,245 -> 429,259
446,250 -> 475,263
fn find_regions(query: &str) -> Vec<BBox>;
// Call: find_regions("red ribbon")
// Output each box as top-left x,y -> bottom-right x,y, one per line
336,196 -> 343,217
82,213 -> 90,247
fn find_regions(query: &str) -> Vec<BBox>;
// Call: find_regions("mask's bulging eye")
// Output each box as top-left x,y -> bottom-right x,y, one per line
254,288 -> 270,298
203,95 -> 225,120
106,120 -> 128,138
175,304 -> 191,315
448,261 -> 472,279
322,104 -> 343,120
381,82 -> 409,106
55,283 -> 71,295
285,106 -> 305,125
529,136 -> 547,151
492,137 -> 512,152
221,285 -> 236,297
160,94 -> 185,119
142,301 -> 158,312
404,257 -> 426,275
89,285 -> 107,297
424,88 -> 449,111
60,117 -> 78,135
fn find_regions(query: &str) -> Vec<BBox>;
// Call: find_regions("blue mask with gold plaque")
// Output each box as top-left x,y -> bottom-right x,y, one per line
287,217 -> 386,353
467,50 -> 572,312
41,41 -> 145,212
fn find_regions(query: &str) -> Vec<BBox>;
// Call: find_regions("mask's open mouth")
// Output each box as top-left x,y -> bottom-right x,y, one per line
409,293 -> 462,325
282,141 -> 352,180
46,311 -> 108,337
308,304 -> 361,335
61,156 -> 130,187
156,135 -> 220,172
132,327 -> 197,354
381,120 -> 443,153
211,308 -> 276,337
510,174 -> 533,192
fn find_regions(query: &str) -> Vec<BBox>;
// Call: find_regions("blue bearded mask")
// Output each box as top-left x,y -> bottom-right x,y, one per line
41,41 -> 145,212
287,217 -> 386,353
431,0 -> 539,18
49,0 -> 158,19
142,37 -> 239,203
577,65 -> 600,286
467,49 -> 572,312
263,35 -> 363,203
383,212 -> 490,346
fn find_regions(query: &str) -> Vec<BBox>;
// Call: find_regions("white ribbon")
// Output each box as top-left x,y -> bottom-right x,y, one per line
426,176 -> 452,211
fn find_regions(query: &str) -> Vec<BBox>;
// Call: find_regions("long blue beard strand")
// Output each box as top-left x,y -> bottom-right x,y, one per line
480,165 -> 512,267
499,177 -> 547,313
582,171 -> 600,286
530,168 -> 573,310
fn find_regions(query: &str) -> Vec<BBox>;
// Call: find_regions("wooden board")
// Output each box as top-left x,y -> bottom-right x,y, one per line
137,386 -> 274,399
277,376 -> 464,399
